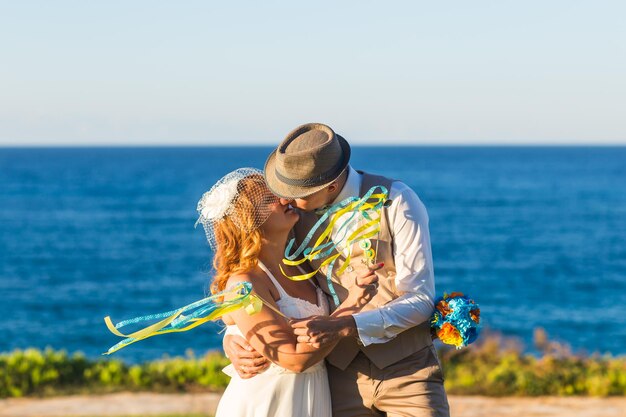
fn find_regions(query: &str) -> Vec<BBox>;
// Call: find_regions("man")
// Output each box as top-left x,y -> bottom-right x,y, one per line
224,123 -> 450,417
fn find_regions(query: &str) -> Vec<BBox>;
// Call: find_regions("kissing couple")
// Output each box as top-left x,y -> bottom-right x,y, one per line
196,123 -> 450,417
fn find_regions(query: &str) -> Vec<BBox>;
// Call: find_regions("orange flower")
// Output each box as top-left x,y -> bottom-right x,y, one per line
437,323 -> 462,347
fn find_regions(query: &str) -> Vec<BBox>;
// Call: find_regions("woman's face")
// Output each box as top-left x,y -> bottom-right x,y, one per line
260,196 -> 300,235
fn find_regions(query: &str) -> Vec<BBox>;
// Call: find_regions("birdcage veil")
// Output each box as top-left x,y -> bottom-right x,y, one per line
195,168 -> 279,249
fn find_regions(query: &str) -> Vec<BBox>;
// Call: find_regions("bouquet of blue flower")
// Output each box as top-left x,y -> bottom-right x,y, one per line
430,292 -> 481,349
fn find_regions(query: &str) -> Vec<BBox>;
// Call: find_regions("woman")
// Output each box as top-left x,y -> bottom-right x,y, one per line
195,168 -> 378,417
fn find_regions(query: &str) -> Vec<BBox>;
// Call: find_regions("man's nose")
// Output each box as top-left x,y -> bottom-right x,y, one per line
279,198 -> 293,206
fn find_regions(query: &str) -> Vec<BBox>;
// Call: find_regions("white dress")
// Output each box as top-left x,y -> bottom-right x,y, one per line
215,261 -> 332,417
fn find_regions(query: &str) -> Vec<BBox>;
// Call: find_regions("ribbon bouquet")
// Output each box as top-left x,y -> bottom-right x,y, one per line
280,185 -> 390,306
103,282 -> 262,355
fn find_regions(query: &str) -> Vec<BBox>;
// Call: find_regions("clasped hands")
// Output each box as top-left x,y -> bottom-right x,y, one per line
223,264 -> 381,378
291,263 -> 382,348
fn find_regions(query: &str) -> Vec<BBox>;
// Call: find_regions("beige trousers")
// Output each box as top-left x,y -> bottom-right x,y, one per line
327,345 -> 450,417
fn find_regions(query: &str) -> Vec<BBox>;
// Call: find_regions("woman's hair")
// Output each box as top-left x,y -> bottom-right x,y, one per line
210,175 -> 269,294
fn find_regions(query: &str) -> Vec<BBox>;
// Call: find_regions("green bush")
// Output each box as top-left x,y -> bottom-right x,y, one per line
0,348 -> 229,398
438,331 -> 626,397
1,331 -> 624,398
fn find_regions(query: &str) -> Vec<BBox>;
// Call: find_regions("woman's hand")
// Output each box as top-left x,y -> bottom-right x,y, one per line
344,262 -> 383,309
350,262 -> 383,305
290,263 -> 383,349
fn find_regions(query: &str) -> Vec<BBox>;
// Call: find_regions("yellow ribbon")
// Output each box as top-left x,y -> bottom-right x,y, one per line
103,283 -> 262,355
281,188 -> 388,290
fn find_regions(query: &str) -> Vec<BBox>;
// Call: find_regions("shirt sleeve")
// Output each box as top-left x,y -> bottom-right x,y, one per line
352,182 -> 436,346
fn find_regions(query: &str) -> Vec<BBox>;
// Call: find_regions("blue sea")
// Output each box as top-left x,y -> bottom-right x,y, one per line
1,146 -> 625,363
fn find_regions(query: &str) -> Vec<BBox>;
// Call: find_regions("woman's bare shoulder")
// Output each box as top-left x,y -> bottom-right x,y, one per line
225,268 -> 272,294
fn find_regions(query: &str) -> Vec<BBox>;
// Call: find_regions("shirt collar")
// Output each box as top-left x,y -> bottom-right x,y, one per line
332,166 -> 361,205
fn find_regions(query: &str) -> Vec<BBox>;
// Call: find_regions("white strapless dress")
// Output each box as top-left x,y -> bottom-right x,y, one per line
215,261 -> 332,417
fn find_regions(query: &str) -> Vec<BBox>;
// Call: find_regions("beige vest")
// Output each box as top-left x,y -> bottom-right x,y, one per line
293,171 -> 432,370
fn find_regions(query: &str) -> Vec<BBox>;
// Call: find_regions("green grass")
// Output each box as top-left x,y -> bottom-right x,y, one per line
2,329 -> 625,398
440,329 -> 626,396
0,349 -> 229,398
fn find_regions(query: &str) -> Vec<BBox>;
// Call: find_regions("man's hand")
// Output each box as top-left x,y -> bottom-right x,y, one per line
223,334 -> 269,379
291,315 -> 357,349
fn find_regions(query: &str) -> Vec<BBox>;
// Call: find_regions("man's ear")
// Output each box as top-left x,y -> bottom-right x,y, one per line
327,182 -> 339,193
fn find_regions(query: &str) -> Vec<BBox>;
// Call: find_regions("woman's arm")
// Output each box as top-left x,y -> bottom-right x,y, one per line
223,272 -> 334,373
223,266 -> 379,373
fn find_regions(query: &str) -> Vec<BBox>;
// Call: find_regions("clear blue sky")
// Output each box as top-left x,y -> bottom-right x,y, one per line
1,1 -> 625,146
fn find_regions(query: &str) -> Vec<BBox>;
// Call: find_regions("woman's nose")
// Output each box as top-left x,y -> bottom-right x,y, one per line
279,198 -> 293,206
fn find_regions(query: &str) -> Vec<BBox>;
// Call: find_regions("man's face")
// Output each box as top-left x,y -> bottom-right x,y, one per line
279,187 -> 333,212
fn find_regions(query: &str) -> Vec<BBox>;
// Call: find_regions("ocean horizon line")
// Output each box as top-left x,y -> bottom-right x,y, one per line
1,143 -> 626,149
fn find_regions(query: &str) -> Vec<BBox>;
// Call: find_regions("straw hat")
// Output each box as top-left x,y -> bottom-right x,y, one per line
264,123 -> 351,199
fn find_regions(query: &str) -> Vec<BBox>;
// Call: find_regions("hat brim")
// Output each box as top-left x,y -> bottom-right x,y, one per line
264,134 -> 351,199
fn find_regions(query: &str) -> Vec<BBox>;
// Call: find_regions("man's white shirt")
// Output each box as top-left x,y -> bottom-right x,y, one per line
331,166 -> 436,346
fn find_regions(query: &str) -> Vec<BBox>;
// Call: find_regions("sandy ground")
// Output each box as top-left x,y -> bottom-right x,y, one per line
1,392 -> 625,417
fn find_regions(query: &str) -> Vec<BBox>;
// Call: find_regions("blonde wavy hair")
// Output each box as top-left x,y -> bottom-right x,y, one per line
210,175 -> 273,294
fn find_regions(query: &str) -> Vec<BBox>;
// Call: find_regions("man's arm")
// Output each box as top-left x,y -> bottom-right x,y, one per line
291,182 -> 436,346
352,181 -> 435,345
